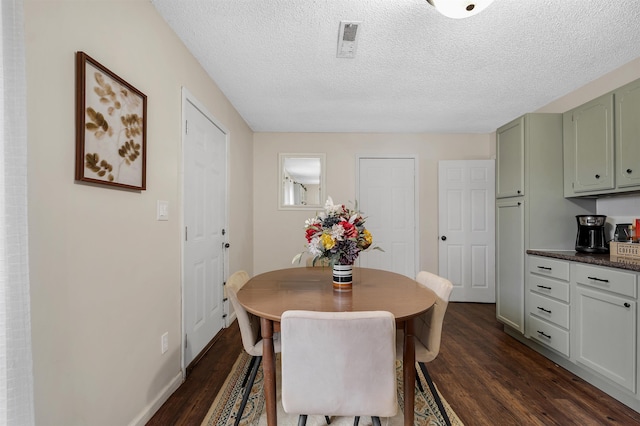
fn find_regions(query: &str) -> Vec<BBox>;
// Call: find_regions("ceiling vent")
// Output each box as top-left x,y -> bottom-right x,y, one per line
337,21 -> 362,59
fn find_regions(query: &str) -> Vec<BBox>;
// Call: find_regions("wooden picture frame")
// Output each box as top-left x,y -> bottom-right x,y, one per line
75,51 -> 147,190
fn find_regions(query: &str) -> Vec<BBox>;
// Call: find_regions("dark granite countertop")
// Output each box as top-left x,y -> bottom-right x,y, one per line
526,249 -> 640,272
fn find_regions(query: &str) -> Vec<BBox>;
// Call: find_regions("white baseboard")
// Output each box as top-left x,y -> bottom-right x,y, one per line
128,371 -> 183,426
226,310 -> 237,327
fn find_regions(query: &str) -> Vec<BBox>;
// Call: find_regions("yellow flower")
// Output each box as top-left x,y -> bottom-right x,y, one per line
358,229 -> 373,249
321,233 -> 336,250
363,229 -> 372,245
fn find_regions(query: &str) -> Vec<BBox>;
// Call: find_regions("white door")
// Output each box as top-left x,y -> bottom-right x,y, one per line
438,160 -> 495,302
183,95 -> 227,367
357,157 -> 417,278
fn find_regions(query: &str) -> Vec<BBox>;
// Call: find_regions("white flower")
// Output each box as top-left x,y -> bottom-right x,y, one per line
308,236 -> 323,256
305,217 -> 320,227
324,196 -> 342,215
330,223 -> 345,240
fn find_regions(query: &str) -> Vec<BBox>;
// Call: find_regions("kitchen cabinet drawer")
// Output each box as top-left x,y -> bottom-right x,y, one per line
528,291 -> 569,328
574,264 -> 637,298
529,274 -> 570,302
528,256 -> 569,281
527,314 -> 570,357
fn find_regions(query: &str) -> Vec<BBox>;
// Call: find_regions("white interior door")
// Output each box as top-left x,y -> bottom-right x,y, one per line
183,94 -> 227,368
438,160 -> 495,302
357,156 -> 417,278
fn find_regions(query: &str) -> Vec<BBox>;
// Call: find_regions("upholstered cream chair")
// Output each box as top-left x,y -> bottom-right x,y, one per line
281,310 -> 397,426
226,270 -> 283,426
397,270 -> 453,426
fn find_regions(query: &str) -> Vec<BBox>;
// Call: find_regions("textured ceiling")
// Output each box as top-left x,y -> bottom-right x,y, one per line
150,0 -> 640,133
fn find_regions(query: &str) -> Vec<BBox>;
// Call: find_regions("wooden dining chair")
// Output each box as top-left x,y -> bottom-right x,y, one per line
397,270 -> 453,426
226,270 -> 282,426
281,310 -> 397,426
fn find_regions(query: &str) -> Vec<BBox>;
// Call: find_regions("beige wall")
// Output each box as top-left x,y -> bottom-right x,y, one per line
24,0 -> 253,424
253,133 -> 493,275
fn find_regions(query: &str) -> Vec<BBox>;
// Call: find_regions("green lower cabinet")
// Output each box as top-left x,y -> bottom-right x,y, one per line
573,263 -> 637,393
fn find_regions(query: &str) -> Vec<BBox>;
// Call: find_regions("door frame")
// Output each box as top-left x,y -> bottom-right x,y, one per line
355,154 -> 420,278
180,87 -> 230,377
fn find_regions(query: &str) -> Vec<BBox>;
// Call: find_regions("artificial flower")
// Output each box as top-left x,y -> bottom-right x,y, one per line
292,197 -> 383,266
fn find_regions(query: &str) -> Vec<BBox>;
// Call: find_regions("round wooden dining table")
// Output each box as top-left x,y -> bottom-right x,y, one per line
236,266 -> 437,426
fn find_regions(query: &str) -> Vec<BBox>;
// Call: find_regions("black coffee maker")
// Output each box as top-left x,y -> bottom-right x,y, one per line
575,215 -> 609,254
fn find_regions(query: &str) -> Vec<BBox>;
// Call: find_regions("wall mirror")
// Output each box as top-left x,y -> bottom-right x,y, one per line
279,153 -> 326,210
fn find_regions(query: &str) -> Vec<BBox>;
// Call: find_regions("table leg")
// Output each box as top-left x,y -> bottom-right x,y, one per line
260,317 -> 277,426
403,318 -> 416,426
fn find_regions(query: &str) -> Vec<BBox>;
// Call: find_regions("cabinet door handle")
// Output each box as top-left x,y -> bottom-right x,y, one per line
537,330 -> 551,339
537,285 -> 552,290
595,174 -> 600,179
537,306 -> 552,314
624,302 -> 631,308
537,266 -> 552,271
627,168 -> 633,174
587,276 -> 609,283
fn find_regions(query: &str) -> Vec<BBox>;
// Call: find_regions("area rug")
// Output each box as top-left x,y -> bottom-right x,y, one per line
201,351 -> 463,426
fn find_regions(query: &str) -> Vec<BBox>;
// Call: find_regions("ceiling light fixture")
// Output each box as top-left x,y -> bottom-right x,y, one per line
426,0 -> 494,19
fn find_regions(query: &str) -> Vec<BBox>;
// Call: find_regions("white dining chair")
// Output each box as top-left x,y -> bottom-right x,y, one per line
226,270 -> 282,426
281,310 -> 397,426
397,270 -> 453,426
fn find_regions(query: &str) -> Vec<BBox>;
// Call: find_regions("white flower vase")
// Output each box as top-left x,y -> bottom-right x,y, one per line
332,263 -> 353,291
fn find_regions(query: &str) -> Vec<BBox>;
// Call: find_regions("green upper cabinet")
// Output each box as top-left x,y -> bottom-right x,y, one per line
564,77 -> 640,197
563,93 -> 615,196
616,79 -> 640,189
496,116 -> 525,198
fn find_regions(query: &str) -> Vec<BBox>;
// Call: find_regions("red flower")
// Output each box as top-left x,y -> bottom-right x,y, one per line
305,228 -> 317,242
341,221 -> 357,238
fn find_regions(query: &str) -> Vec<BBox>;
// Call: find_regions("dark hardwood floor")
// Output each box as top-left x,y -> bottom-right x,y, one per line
147,303 -> 640,425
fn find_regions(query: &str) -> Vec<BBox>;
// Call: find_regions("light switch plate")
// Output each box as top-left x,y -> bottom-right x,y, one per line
157,200 -> 169,221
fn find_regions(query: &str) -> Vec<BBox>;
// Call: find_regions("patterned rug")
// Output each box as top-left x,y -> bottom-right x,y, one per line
201,351 -> 464,426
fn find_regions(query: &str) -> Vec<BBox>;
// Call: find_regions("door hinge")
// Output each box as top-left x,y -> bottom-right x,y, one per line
222,228 -> 226,235
184,334 -> 188,348
185,120 -> 188,135
185,226 -> 188,241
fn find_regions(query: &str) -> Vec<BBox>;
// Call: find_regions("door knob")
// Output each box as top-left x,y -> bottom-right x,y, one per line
441,236 -> 447,241
224,243 -> 230,248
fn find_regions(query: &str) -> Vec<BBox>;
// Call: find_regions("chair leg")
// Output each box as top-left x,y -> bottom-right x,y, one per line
234,356 -> 262,426
298,414 -> 308,426
353,416 -> 360,426
325,415 -> 332,424
241,355 -> 257,388
418,362 -> 452,426
372,417 -> 381,426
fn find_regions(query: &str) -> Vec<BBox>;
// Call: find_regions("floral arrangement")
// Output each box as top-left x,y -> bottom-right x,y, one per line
292,197 -> 382,266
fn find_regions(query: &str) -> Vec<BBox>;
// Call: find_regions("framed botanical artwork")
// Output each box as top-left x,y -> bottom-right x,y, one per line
75,51 -> 147,190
